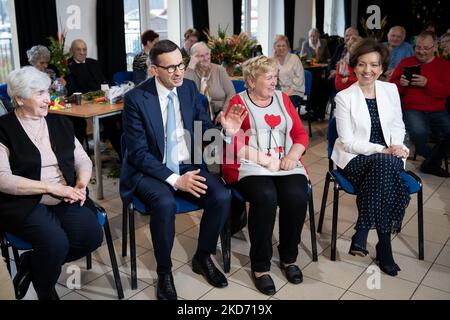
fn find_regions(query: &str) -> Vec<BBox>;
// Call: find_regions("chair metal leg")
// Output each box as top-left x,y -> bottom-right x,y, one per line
103,216 -> 125,299
122,203 -> 128,257
220,216 -> 231,273
12,247 -> 20,266
330,183 -> 340,261
318,172 -> 331,233
1,238 -> 12,275
417,187 -> 424,260
86,253 -> 92,270
129,205 -> 138,290
308,186 -> 318,261
308,118 -> 312,138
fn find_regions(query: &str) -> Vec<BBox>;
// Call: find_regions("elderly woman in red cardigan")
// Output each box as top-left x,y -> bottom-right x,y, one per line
222,55 -> 309,295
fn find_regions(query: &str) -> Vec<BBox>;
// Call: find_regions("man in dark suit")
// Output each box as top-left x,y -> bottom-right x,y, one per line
120,40 -> 246,300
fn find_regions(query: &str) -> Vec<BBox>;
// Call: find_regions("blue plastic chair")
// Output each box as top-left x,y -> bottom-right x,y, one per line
113,71 -> 133,85
0,83 -> 9,100
228,180 -> 318,262
231,79 -> 246,93
317,117 -> 424,261
120,135 -> 231,290
0,203 -> 124,299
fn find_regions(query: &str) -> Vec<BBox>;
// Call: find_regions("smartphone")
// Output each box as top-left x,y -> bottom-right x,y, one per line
403,65 -> 421,82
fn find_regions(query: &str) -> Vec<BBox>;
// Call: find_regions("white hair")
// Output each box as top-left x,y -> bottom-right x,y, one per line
6,66 -> 51,107
190,41 -> 210,57
26,45 -> 51,65
308,28 -> 320,37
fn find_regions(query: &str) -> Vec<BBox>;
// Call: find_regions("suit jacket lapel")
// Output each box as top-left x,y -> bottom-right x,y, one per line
177,84 -> 193,134
142,79 -> 165,158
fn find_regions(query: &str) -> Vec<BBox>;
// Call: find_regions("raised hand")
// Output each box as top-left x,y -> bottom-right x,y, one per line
175,169 -> 208,198
218,104 -> 248,136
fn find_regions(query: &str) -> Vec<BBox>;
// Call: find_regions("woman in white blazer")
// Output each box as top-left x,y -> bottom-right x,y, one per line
331,39 -> 410,277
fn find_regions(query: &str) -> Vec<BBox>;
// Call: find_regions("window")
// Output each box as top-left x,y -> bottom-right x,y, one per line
241,0 -> 258,38
0,0 -> 13,83
124,0 -> 141,71
123,0 -> 168,71
147,0 -> 168,40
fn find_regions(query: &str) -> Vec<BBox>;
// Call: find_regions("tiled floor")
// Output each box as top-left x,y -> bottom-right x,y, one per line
3,120 -> 450,300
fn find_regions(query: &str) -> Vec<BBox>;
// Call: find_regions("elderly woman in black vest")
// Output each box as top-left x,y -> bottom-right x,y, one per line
0,67 -> 103,300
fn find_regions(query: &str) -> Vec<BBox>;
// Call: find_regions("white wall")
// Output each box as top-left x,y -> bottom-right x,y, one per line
56,0 -> 98,59
179,0 -> 193,45
266,0 -> 284,56
208,0 -> 234,36
293,0 -> 314,51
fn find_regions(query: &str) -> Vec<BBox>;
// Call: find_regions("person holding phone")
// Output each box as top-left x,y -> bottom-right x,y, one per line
390,31 -> 450,177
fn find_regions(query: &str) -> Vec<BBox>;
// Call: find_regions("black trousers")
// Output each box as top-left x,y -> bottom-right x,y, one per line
135,164 -> 231,274
15,202 -> 103,295
237,174 -> 308,272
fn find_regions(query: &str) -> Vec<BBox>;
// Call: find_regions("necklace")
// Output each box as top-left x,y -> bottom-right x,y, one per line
16,112 -> 45,143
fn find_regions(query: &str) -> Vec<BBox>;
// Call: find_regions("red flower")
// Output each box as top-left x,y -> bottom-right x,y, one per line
264,114 -> 281,129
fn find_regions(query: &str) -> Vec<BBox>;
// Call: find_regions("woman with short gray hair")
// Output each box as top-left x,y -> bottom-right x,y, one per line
184,41 -> 235,122
26,45 -> 57,81
0,66 -> 103,300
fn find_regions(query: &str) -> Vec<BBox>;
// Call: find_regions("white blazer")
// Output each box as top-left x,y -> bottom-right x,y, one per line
331,80 -> 407,169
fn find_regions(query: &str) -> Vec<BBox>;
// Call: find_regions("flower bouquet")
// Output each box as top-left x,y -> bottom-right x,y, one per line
48,30 -> 70,78
206,26 -> 258,76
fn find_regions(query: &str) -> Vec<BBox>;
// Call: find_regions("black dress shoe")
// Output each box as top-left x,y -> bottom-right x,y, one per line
348,242 -> 369,257
251,272 -> 276,295
420,165 -> 450,178
280,264 -> 303,284
157,273 -> 177,300
13,251 -> 32,300
192,256 -> 228,288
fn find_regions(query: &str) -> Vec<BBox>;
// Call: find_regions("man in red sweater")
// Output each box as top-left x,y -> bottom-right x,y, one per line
391,31 -> 450,177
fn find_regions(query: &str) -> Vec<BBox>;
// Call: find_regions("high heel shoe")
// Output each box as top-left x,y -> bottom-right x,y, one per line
348,242 -> 369,257
375,243 -> 400,276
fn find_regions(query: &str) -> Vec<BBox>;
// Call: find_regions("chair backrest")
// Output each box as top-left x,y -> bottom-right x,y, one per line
327,116 -> 338,159
231,79 -> 246,93
0,100 -> 8,116
0,84 -> 9,100
113,71 -> 133,85
304,70 -> 312,96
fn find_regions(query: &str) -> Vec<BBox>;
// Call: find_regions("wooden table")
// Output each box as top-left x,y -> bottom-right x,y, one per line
49,102 -> 124,200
